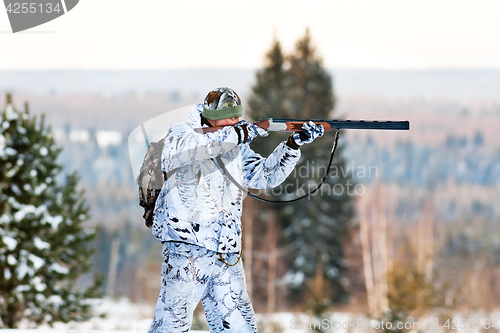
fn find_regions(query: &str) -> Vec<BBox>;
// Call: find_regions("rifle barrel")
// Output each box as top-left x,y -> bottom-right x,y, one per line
265,118 -> 410,131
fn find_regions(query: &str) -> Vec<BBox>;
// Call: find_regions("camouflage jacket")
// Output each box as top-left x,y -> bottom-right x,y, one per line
151,104 -> 300,254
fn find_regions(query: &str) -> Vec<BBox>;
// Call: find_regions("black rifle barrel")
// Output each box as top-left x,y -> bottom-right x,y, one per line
268,118 -> 410,130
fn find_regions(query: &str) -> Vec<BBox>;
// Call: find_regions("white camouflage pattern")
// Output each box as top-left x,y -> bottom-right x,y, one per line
151,104 -> 301,254
148,242 -> 257,333
291,120 -> 325,146
203,87 -> 241,111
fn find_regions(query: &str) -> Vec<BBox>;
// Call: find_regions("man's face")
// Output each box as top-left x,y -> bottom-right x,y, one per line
208,117 -> 240,127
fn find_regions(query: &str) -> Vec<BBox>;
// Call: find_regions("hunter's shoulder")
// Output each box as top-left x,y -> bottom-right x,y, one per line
166,122 -> 194,136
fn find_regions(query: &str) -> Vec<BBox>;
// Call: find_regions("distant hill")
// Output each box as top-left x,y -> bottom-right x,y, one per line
1,69 -> 500,100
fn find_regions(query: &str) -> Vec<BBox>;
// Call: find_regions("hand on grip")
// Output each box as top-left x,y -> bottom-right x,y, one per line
287,121 -> 324,148
233,120 -> 269,144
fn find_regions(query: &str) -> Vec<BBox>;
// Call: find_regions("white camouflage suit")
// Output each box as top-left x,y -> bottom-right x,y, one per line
149,104 -> 301,332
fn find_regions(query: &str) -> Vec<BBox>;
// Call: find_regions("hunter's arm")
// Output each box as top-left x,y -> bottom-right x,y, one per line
241,142 -> 301,189
161,123 -> 239,173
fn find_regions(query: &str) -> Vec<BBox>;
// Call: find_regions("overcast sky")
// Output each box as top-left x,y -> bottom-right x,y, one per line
1,0 -> 499,70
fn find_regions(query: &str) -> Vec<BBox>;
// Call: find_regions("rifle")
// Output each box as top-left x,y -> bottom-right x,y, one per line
194,118 -> 409,203
195,118 -> 410,134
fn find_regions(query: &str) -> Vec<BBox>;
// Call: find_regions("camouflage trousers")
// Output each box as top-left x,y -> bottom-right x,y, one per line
148,241 -> 258,333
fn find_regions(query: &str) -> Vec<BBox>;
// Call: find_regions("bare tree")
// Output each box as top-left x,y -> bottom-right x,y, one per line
358,185 -> 389,317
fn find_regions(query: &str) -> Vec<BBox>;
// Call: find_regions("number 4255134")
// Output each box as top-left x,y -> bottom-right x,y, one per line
444,318 -> 498,330
6,2 -> 62,14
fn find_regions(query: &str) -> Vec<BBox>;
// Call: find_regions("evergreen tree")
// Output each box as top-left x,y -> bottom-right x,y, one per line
248,39 -> 291,162
249,39 -> 288,121
248,30 -> 355,308
0,94 -> 102,328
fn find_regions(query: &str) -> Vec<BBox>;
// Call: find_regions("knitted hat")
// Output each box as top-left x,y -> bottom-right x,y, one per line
202,87 -> 244,120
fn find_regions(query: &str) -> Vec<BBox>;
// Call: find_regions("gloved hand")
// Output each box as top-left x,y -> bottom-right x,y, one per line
287,121 -> 324,149
234,120 -> 269,144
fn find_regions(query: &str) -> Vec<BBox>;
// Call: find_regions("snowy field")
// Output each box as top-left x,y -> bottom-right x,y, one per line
0,297 -> 361,333
2,298 -> 206,333
7,297 -> 497,333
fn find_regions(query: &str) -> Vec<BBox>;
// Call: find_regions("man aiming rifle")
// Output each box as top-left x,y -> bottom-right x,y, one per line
148,87 -> 324,333
145,86 -> 409,332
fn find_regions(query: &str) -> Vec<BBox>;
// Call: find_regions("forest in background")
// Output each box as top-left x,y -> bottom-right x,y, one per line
2,63 -> 500,330
3,92 -> 499,308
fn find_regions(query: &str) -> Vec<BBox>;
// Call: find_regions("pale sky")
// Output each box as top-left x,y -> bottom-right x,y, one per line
1,0 -> 499,70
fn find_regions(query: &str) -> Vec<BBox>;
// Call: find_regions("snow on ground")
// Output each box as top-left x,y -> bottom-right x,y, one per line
9,297 -> 207,332
1,297 -> 373,333
13,297 -> 497,333
0,311 -> 369,333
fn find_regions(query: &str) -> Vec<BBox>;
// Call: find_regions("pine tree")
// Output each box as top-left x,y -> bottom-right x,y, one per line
249,39 -> 287,120
248,30 -> 355,309
247,39 -> 290,310
0,94 -> 102,328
